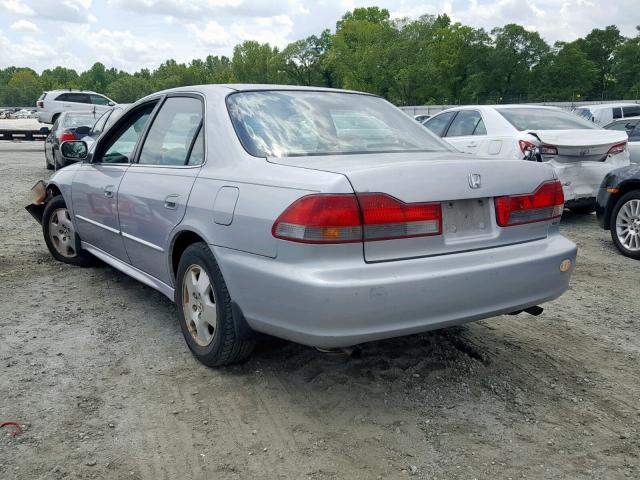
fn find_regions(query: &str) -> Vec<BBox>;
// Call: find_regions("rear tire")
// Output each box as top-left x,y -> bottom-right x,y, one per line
42,195 -> 94,266
53,149 -> 65,169
175,242 -> 255,367
45,153 -> 54,170
610,190 -> 640,260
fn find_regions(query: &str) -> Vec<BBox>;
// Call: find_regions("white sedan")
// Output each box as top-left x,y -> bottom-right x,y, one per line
424,105 -> 631,213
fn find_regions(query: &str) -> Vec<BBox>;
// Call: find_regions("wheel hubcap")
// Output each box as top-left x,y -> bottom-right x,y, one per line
48,208 -> 77,258
182,265 -> 217,346
616,199 -> 640,252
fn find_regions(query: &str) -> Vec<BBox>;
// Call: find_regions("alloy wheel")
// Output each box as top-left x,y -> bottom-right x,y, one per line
616,199 -> 640,252
48,208 -> 77,258
182,264 -> 217,346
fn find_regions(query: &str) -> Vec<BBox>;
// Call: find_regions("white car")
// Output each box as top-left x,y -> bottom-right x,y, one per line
424,105 -> 631,213
574,103 -> 640,126
36,90 -> 115,124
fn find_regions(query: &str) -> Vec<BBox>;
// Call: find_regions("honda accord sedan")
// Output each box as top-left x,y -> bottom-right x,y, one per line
26,85 -> 577,366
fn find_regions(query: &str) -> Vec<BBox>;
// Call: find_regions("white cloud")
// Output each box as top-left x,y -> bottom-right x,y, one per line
187,20 -> 232,47
0,0 -> 35,15
1,0 -> 93,23
9,19 -> 39,32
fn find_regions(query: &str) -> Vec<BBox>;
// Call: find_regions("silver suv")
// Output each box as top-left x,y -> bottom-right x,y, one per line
37,89 -> 115,124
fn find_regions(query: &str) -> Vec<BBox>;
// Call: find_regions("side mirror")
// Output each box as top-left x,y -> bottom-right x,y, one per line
108,101 -> 115,107
39,126 -> 51,134
60,140 -> 88,160
74,126 -> 91,137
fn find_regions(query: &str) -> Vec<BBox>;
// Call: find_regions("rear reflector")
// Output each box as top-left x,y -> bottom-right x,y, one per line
495,180 -> 564,227
272,193 -> 442,243
608,142 -> 627,155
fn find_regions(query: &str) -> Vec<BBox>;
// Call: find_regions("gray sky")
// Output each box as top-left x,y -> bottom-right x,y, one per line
0,0 -> 637,73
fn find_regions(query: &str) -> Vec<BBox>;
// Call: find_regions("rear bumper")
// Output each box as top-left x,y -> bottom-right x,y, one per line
552,155 -> 629,202
215,234 -> 577,348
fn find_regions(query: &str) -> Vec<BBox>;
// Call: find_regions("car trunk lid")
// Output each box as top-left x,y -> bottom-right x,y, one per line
528,129 -> 627,163
270,152 -> 559,261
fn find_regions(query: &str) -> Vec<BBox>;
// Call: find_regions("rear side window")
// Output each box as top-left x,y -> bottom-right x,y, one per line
56,93 -> 90,104
38,93 -> 47,100
138,96 -> 203,166
497,108 -> 597,131
445,110 -> 486,137
187,127 -> 205,166
90,94 -> 110,105
613,107 -> 622,119
623,106 -> 640,117
630,125 -> 640,141
424,111 -> 456,137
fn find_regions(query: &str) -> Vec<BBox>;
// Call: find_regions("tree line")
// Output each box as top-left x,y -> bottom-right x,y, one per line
1,7 -> 639,108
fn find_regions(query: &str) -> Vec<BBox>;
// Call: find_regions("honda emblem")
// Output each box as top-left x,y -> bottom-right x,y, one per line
468,173 -> 482,189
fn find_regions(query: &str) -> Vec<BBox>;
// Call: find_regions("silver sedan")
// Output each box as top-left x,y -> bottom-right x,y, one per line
27,85 -> 577,366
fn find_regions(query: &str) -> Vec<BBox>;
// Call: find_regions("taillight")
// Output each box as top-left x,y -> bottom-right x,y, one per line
59,131 -> 76,142
608,142 -> 627,155
272,193 -> 442,243
518,140 -> 536,155
36,100 -> 44,108
495,180 -> 564,227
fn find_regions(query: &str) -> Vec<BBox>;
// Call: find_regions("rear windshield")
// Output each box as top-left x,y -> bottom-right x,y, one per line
498,108 -> 597,131
63,113 -> 96,127
574,108 -> 593,121
227,91 -> 452,158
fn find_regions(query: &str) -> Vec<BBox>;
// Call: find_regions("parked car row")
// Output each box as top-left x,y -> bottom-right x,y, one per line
0,108 -> 38,119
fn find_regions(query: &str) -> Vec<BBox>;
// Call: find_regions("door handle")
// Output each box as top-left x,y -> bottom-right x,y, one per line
104,186 -> 114,198
164,194 -> 179,210
466,142 -> 478,148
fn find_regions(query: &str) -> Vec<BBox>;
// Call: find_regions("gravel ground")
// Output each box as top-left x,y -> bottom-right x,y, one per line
1,142 -> 639,480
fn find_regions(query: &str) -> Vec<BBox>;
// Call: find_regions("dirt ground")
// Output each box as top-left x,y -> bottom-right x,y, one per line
1,142 -> 638,480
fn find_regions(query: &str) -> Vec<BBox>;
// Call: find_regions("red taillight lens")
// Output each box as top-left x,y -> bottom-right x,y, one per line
36,100 -> 44,108
272,194 -> 362,243
608,142 -> 627,155
358,193 -> 442,240
495,180 -> 564,227
272,193 -> 443,243
519,140 -> 536,155
59,131 -> 76,142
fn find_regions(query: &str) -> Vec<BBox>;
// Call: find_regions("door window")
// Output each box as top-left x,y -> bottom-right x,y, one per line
623,106 -> 640,117
629,125 -> 640,141
613,107 -> 622,119
56,93 -> 90,104
138,97 -> 203,166
423,111 -> 456,137
96,103 -> 156,164
91,110 -> 112,135
445,110 -> 486,137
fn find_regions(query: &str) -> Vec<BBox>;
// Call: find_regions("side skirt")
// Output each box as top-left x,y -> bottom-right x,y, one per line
81,241 -> 175,301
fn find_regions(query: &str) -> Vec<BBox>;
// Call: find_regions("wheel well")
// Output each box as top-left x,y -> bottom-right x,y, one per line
616,181 -> 640,199
51,113 -> 60,123
171,231 -> 206,280
606,180 -> 640,229
47,183 -> 62,199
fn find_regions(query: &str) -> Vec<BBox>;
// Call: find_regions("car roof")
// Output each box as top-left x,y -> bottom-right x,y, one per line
577,103 -> 639,111
431,104 -> 564,115
153,84 -> 373,97
47,89 -> 99,95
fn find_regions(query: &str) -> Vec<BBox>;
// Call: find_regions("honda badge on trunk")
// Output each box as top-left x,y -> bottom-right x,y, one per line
468,173 -> 482,189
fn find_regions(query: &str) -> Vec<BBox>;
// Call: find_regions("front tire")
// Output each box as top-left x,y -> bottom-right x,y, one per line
42,195 -> 94,266
175,242 -> 255,367
610,190 -> 640,260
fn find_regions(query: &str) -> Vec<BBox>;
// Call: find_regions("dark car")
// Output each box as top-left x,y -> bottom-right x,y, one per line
596,164 -> 640,259
44,111 -> 101,169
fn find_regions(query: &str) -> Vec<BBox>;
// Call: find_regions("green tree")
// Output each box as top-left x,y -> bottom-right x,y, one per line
575,26 -> 624,99
535,42 -> 597,101
7,68 -> 41,106
612,35 -> 640,98
232,41 -> 283,83
281,30 -> 333,86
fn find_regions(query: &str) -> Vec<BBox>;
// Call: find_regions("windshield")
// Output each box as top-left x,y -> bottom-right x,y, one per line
63,113 -> 97,128
227,91 -> 452,158
497,108 -> 597,131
